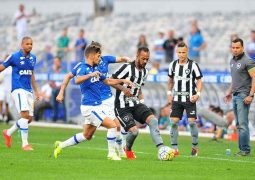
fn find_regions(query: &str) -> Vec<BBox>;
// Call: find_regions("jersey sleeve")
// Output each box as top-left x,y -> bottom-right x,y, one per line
77,66 -> 86,76
246,58 -> 255,71
2,54 -> 14,68
192,63 -> 203,79
100,74 -> 106,81
102,56 -> 117,63
71,62 -> 82,76
112,64 -> 129,79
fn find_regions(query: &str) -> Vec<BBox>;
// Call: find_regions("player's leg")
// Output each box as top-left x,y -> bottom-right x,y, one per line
133,104 -> 164,149
170,101 -> 183,155
4,102 -> 9,122
0,88 -> 4,121
116,107 -> 137,159
185,102 -> 199,156
0,100 -> 3,121
3,89 -> 31,149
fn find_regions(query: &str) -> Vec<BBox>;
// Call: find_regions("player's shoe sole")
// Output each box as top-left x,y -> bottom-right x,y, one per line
107,152 -> 121,160
54,141 -> 62,159
2,129 -> 11,148
22,144 -> 34,151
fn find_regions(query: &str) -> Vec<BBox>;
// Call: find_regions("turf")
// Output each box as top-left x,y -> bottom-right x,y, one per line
0,124 -> 254,180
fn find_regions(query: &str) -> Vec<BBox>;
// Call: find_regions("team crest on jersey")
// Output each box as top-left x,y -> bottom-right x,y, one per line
20,61 -> 25,65
236,63 -> 241,69
185,69 -> 190,75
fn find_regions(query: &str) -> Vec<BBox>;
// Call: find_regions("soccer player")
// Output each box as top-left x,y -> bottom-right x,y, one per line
53,45 -> 133,159
112,46 -> 165,160
0,36 -> 39,151
167,42 -> 203,156
56,42 -> 131,159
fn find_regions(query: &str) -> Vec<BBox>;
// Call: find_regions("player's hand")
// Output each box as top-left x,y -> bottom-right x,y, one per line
56,93 -> 64,103
190,95 -> 199,103
90,71 -> 101,77
123,79 -> 135,87
244,95 -> 253,105
34,91 -> 40,101
167,95 -> 173,106
224,94 -> 232,104
124,57 -> 133,63
123,88 -> 132,97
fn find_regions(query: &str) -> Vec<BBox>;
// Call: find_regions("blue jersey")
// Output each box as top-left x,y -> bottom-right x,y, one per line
71,61 -> 84,76
96,56 -> 116,100
77,63 -> 106,106
2,50 -> 36,92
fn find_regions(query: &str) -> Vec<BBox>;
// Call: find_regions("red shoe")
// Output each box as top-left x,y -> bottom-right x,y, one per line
174,149 -> 179,157
125,150 -> 136,160
22,144 -> 34,151
2,129 -> 11,148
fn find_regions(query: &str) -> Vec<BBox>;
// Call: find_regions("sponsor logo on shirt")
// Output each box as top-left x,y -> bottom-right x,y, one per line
19,70 -> 32,75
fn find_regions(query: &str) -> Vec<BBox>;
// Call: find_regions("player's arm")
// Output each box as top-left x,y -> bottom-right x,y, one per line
0,64 -> 6,73
31,73 -> 39,101
138,89 -> 145,103
115,56 -> 132,63
243,67 -> 255,104
56,72 -> 73,103
75,71 -> 101,84
103,78 -> 134,87
167,77 -> 174,106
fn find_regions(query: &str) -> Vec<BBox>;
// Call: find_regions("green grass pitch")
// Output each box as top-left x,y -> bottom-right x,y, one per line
0,124 -> 255,180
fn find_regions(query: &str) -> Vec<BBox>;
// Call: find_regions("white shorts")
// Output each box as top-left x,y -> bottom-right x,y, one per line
101,96 -> 116,120
11,89 -> 34,116
80,104 -> 107,128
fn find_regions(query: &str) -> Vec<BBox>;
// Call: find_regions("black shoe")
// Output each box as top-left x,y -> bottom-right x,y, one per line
191,147 -> 198,156
235,151 -> 250,156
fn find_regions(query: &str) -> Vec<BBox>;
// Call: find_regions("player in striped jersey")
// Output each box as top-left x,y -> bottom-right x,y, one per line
167,42 -> 203,156
112,46 -> 166,159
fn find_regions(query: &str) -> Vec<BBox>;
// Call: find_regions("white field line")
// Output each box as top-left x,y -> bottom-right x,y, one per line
32,142 -> 255,164
28,121 -> 255,140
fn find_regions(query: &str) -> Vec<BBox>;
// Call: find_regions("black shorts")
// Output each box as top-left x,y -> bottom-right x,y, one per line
170,101 -> 197,119
115,103 -> 153,131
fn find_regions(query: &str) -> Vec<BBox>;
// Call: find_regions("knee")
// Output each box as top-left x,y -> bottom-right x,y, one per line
130,127 -> 139,136
171,121 -> 178,128
83,132 -> 93,140
188,121 -> 197,127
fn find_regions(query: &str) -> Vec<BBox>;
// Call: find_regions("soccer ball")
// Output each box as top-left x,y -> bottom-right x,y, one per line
158,146 -> 175,161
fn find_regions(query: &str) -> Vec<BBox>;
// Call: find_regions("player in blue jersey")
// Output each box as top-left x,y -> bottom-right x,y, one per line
0,37 -> 39,151
53,44 -> 133,159
56,42 -> 131,159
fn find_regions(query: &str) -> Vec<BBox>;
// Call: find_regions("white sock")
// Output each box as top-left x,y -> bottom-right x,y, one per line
107,128 -> 117,155
18,118 -> 29,147
120,127 -> 127,148
6,121 -> 19,136
60,132 -> 86,149
115,130 -> 123,153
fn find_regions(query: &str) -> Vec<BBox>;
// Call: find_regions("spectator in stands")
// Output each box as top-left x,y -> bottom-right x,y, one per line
74,29 -> 88,62
34,82 -> 52,121
137,34 -> 148,49
14,4 -> 35,40
56,27 -> 70,60
173,37 -> 184,61
163,30 -> 177,63
246,30 -> 255,60
150,31 -> 165,74
188,21 -> 206,64
158,105 -> 171,130
0,56 -> 12,123
50,57 -> 67,122
41,45 -> 54,69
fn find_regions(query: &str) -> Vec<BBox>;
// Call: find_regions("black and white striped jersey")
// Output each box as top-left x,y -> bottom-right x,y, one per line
168,59 -> 203,102
112,61 -> 148,108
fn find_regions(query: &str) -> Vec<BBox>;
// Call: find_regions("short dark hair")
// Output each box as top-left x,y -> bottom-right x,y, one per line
177,42 -> 188,48
251,30 -> 255,33
90,41 -> 102,48
21,36 -> 32,43
232,38 -> 243,47
85,45 -> 101,57
137,46 -> 149,54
